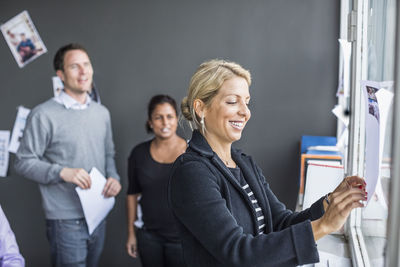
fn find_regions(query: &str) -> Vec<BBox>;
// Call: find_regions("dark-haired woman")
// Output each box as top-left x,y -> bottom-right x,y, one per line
125,95 -> 187,267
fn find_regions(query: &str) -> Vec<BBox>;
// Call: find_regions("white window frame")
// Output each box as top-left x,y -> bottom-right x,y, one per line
384,2 -> 400,266
345,0 -> 369,266
341,0 -> 400,266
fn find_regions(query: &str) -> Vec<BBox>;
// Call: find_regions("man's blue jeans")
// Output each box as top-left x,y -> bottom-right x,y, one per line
46,219 -> 106,267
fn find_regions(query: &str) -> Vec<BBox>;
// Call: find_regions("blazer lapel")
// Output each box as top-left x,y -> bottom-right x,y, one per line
210,155 -> 261,234
189,131 -> 272,234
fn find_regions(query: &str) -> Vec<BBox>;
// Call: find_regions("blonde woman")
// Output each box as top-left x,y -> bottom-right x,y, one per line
169,59 -> 366,267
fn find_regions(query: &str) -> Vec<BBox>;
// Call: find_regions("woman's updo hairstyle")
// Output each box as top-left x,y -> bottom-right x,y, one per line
181,59 -> 251,131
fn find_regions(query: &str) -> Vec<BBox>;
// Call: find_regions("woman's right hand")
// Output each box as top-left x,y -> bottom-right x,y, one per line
126,233 -> 138,258
311,176 -> 367,240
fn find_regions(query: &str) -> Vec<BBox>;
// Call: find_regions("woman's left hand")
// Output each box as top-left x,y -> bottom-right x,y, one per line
311,176 -> 366,240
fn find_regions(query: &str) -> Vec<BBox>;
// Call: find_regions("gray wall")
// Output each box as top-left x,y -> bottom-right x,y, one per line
0,1 -> 339,266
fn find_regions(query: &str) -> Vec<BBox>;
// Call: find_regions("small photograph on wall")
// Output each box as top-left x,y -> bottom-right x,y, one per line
52,76 -> 64,97
1,10 -> 47,68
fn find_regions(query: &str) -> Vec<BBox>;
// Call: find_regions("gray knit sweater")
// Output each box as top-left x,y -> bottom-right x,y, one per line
14,99 -> 120,219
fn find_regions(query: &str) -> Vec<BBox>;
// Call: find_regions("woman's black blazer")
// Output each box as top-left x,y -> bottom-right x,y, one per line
169,130 -> 325,267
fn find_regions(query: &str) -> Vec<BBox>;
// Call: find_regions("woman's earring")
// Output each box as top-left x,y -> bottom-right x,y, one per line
200,114 -> 205,133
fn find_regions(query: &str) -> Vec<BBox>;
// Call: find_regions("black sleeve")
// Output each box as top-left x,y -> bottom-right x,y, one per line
169,158 -> 320,266
255,165 -> 325,231
127,148 -> 141,195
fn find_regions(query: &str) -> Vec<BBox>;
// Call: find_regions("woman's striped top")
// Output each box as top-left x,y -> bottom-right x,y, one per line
229,167 -> 266,235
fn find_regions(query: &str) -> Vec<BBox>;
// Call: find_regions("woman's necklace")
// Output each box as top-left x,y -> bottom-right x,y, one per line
212,145 -> 235,167
222,157 -> 235,167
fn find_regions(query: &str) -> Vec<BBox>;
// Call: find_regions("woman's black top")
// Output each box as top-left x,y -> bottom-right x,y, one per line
127,140 -> 180,241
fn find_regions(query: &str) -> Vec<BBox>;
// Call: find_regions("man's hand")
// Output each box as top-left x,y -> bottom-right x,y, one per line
60,168 -> 91,189
102,177 -> 121,198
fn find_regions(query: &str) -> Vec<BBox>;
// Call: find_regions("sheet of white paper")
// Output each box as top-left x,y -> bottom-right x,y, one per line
8,106 -> 30,153
306,160 -> 342,166
362,187 -> 388,220
364,114 -> 380,203
332,105 -> 349,127
306,146 -> 339,152
376,88 -> 393,169
0,131 -> 10,177
362,81 -> 393,204
302,163 -> 344,210
373,87 -> 392,210
75,167 -> 115,235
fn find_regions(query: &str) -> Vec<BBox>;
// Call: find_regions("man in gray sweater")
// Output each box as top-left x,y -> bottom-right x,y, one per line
14,43 -> 121,267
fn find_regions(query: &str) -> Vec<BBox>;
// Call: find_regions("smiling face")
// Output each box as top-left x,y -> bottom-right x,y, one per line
149,103 -> 178,140
57,49 -> 93,96
202,76 -> 251,146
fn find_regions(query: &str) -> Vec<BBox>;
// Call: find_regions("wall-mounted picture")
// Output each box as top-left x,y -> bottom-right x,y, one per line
52,76 -> 64,97
1,10 -> 47,68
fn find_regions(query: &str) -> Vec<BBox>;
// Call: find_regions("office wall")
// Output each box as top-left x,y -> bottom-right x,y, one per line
0,1 -> 339,266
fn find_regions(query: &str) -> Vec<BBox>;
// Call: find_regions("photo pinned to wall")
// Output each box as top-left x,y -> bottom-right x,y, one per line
8,106 -> 31,153
0,10 -> 47,68
52,76 -> 64,97
0,131 -> 10,177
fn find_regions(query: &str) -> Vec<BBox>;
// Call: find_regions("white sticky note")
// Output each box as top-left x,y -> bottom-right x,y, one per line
0,131 -> 10,177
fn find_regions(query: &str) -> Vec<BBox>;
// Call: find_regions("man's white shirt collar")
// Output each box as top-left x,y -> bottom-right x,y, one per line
54,90 -> 91,110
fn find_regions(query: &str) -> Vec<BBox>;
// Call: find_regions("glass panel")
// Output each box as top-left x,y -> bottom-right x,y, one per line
362,0 -> 396,265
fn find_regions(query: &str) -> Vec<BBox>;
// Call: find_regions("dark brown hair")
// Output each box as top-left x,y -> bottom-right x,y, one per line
146,95 -> 178,133
53,43 -> 89,71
